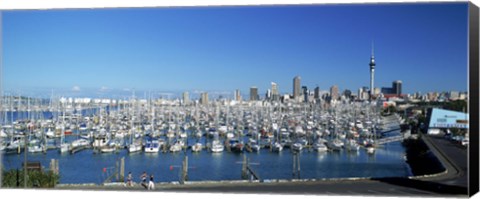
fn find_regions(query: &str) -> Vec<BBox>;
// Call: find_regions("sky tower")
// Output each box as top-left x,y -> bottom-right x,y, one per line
369,43 -> 376,101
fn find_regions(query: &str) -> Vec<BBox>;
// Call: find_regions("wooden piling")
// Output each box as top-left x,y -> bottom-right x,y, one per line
292,152 -> 296,178
297,153 -> 301,179
120,157 -> 125,182
241,154 -> 248,179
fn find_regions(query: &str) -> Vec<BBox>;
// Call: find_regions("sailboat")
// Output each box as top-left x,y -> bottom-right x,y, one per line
144,136 -> 160,153
191,142 -> 203,152
210,137 -> 224,153
313,139 -> 328,152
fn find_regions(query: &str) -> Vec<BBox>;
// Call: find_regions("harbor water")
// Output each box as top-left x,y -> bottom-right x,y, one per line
2,135 -> 411,184
1,109 -> 412,184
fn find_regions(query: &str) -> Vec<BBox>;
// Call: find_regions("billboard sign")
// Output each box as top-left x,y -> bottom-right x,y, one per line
428,108 -> 469,129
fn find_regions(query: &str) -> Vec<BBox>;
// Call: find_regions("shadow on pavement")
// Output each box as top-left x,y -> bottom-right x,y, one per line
371,177 -> 467,195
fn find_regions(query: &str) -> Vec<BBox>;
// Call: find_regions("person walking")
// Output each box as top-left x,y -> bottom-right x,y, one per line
148,174 -> 155,190
126,172 -> 133,187
140,171 -> 147,189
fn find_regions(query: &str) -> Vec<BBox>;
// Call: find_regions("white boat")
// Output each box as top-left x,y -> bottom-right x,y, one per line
191,142 -> 203,152
166,131 -> 175,139
345,139 -> 360,151
60,143 -> 70,153
100,144 -> 116,153
71,139 -> 90,148
28,145 -> 44,153
366,146 -> 375,154
291,142 -> 303,152
28,140 -> 45,153
179,132 -> 188,139
45,129 -> 55,138
1,129 -> 9,138
246,139 -> 260,152
226,132 -> 235,139
169,140 -> 184,153
327,139 -> 344,151
313,140 -> 328,152
128,141 -> 143,153
210,139 -> 224,153
272,141 -> 283,152
93,135 -> 109,148
194,131 -> 202,138
144,138 -> 160,153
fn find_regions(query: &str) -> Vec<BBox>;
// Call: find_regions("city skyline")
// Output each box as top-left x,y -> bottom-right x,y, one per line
3,3 -> 468,97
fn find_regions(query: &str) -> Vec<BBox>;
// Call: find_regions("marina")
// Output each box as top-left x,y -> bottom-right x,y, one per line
1,97 -> 410,184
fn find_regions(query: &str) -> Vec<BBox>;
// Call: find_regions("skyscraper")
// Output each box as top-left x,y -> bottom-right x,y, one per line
200,92 -> 209,105
314,86 -> 320,100
369,43 -> 376,101
271,82 -> 279,101
293,76 -> 301,100
250,87 -> 259,101
235,89 -> 242,102
392,80 -> 402,95
302,86 -> 308,103
182,92 -> 189,105
330,85 -> 339,101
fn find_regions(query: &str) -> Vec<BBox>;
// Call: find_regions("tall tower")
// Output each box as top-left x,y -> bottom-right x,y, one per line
235,89 -> 242,102
369,43 -> 376,101
392,80 -> 402,96
200,92 -> 209,105
182,92 -> 190,105
330,85 -> 339,101
250,86 -> 259,101
271,82 -> 279,101
293,76 -> 301,100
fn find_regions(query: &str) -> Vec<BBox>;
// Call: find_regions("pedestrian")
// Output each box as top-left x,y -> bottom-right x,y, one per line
140,171 -> 147,189
148,174 -> 155,190
126,172 -> 133,187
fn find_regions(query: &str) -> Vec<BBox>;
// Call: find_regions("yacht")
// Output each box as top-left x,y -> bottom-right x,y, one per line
144,137 -> 160,153
271,141 -> 283,152
169,139 -> 184,153
327,139 -> 344,151
210,139 -> 224,153
191,142 -> 203,152
313,139 -> 328,152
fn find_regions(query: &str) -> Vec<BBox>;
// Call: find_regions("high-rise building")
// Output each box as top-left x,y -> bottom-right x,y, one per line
293,76 -> 301,100
200,92 -> 209,105
250,87 -> 259,101
314,86 -> 320,100
182,92 -> 189,105
358,87 -> 364,100
271,82 -> 279,101
330,85 -> 339,101
343,89 -> 352,99
392,80 -> 402,95
235,89 -> 242,102
302,86 -> 308,103
266,89 -> 272,100
369,43 -> 376,101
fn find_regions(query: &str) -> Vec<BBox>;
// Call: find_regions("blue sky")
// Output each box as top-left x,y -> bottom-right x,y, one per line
2,3 -> 468,98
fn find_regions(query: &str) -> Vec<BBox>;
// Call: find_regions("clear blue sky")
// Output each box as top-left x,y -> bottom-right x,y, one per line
2,3 -> 468,98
